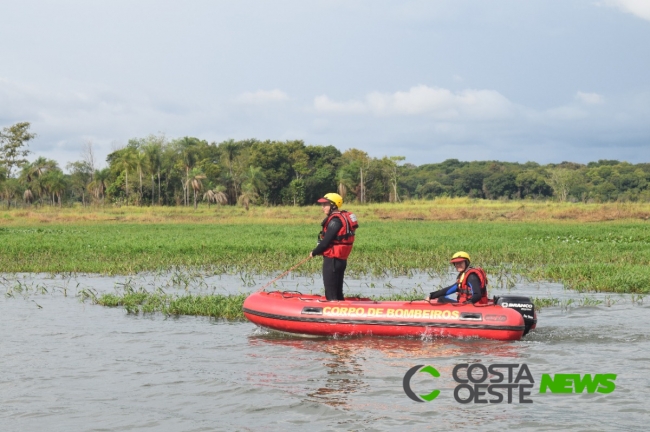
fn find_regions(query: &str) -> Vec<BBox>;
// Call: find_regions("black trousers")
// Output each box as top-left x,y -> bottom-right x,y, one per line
322,256 -> 347,301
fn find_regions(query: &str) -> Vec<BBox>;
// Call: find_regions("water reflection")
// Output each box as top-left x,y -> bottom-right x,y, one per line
3,276 -> 648,431
251,333 -> 526,360
307,343 -> 367,408
249,331 -> 528,409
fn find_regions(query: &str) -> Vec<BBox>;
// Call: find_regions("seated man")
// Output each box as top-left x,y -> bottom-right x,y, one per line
426,251 -> 488,304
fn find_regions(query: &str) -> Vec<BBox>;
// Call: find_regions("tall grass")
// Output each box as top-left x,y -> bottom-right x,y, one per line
1,203 -> 649,293
2,198 -> 650,224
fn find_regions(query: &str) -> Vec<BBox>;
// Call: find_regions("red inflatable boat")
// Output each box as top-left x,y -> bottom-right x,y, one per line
243,291 -> 537,341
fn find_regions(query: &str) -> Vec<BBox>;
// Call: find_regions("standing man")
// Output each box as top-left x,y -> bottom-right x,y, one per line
427,251 -> 488,304
309,193 -> 358,301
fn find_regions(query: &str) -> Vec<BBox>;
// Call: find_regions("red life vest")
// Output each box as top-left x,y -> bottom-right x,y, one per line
457,267 -> 488,304
320,210 -> 358,260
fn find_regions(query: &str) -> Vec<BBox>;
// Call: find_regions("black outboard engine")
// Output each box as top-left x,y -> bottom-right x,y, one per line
495,296 -> 537,336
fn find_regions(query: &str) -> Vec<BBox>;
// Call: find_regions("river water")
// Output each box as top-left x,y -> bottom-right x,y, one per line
1,272 -> 648,431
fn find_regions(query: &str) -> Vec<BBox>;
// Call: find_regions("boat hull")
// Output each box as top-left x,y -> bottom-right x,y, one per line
243,291 -> 526,341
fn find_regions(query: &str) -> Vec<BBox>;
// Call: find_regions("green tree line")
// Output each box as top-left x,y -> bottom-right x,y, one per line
2,122 -> 650,208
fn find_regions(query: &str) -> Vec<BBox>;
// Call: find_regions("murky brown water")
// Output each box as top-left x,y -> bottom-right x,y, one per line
1,273 -> 648,431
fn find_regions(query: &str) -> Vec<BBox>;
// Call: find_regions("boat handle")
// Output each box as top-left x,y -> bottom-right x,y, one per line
301,307 -> 323,315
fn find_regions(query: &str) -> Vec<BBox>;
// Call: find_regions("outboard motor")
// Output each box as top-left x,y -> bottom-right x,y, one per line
495,296 -> 537,336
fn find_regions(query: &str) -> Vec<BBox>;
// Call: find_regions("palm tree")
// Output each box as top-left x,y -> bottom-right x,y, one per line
243,166 -> 268,197
340,149 -> 371,203
186,168 -> 207,210
159,145 -> 178,206
385,156 -> 405,203
337,182 -> 347,200
178,138 -> 199,206
220,140 -> 241,200
47,170 -> 67,207
1,178 -> 20,209
237,183 -> 259,211
134,151 -> 149,205
23,189 -> 34,205
220,171 -> 234,205
143,141 -> 162,206
0,166 -> 7,207
112,148 -> 137,205
203,185 -> 228,209
220,140 -> 239,179
87,168 -> 110,205
336,168 -> 356,203
20,157 -> 58,205
42,170 -> 67,207
27,156 -> 57,179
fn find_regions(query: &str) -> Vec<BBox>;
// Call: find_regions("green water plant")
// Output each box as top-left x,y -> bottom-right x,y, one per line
90,287 -> 248,320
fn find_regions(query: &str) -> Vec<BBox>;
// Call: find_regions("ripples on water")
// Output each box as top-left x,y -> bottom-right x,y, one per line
1,272 -> 648,431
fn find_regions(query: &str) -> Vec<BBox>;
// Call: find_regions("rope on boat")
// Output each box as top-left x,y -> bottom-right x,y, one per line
257,256 -> 312,293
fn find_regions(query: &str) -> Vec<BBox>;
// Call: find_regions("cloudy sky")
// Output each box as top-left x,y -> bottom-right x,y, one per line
1,0 -> 649,169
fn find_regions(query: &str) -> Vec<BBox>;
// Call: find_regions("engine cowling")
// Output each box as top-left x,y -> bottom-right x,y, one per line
495,296 -> 537,336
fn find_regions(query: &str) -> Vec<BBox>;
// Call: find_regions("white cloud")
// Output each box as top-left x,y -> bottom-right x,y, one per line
0,77 -> 215,166
575,91 -> 604,104
313,95 -> 367,114
3,73 -> 649,167
603,0 -> 650,22
314,85 -> 515,119
235,89 -> 289,105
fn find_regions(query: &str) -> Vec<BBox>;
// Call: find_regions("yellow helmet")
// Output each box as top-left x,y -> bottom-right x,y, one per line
317,193 -> 343,208
450,251 -> 470,263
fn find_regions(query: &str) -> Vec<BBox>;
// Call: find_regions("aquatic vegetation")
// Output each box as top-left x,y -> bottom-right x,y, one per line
532,295 -> 614,312
575,297 -> 603,308
2,278 -> 49,299
87,289 -> 633,319
3,272 -> 642,318
630,294 -> 645,304
532,297 -> 562,310
1,206 -> 649,293
90,288 -> 248,320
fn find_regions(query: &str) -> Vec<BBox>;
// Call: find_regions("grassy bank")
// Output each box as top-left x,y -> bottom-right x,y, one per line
2,198 -> 650,224
1,201 -> 649,293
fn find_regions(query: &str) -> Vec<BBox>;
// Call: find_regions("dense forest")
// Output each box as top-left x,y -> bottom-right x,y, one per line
1,122 -> 650,208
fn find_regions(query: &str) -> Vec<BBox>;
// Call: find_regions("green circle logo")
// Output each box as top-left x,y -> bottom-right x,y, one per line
403,365 -> 441,402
